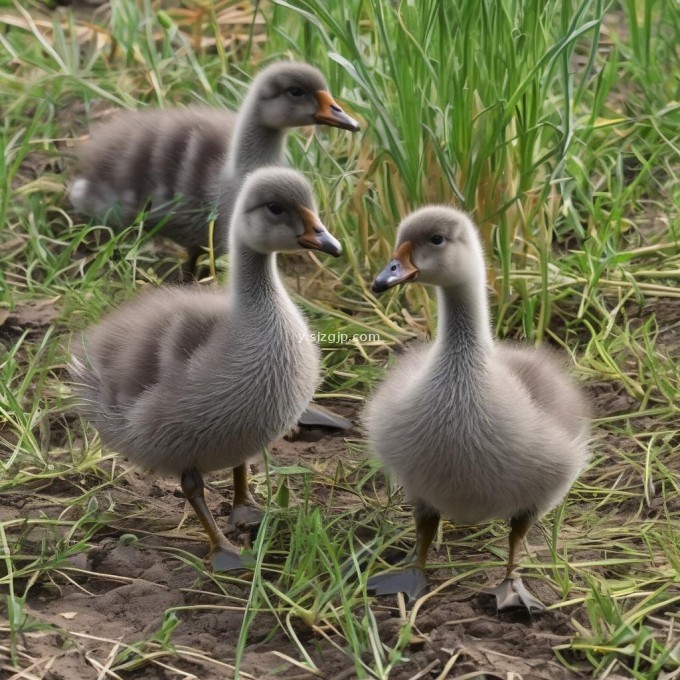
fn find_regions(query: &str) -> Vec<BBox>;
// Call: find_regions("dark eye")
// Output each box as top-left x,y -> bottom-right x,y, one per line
267,203 -> 284,215
288,87 -> 305,97
430,234 -> 445,245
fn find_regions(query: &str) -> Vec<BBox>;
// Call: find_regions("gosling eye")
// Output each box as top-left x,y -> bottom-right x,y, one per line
287,87 -> 305,97
267,203 -> 285,216
430,234 -> 445,245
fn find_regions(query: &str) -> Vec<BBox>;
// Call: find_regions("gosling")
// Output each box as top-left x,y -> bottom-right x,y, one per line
365,206 -> 589,613
69,167 -> 342,570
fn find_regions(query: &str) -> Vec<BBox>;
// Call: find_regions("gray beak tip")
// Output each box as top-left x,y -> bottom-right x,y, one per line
371,258 -> 418,294
371,279 -> 388,294
346,118 -> 360,133
324,234 -> 343,258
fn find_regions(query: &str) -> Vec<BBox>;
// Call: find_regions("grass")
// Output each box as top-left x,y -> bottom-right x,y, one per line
1,0 -> 679,677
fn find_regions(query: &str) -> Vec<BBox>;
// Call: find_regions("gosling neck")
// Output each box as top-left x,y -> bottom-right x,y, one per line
225,100 -> 286,178
433,280 -> 494,361
228,237 -> 284,312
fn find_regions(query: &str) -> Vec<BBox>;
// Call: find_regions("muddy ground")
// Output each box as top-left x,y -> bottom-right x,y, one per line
1,394 -> 613,680
2,258 -> 677,679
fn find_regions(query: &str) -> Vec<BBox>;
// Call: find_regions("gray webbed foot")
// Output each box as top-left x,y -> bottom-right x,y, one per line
227,503 -> 264,532
367,567 -> 429,603
298,403 -> 353,430
211,546 -> 248,572
489,576 -> 546,614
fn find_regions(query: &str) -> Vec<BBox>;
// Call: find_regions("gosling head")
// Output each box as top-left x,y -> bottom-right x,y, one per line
234,167 -> 342,257
248,62 -> 360,132
372,207 -> 485,293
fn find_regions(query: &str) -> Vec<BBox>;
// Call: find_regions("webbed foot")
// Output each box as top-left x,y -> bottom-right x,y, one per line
299,403 -> 353,430
227,502 -> 264,532
209,531 -> 254,571
489,576 -> 546,614
367,566 -> 429,603
211,546 -> 247,572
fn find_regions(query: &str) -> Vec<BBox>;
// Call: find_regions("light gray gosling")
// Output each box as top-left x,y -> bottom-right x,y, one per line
365,206 -> 589,613
69,167 -> 342,571
70,61 -> 359,269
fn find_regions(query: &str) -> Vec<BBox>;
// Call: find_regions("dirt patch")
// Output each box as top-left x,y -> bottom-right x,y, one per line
8,552 -> 586,679
0,299 -> 61,333
0,398 -> 608,679
381,601 -> 576,680
11,551 -> 583,679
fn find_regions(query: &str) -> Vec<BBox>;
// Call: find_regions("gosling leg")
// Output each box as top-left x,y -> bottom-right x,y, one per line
489,510 -> 546,614
181,247 -> 206,281
367,500 -> 440,602
226,463 -> 264,532
180,468 -> 244,571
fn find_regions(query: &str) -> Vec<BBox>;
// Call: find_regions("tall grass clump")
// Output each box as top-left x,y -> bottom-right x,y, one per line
268,0 -> 679,343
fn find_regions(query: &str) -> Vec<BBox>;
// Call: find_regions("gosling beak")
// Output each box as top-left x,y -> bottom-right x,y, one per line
372,241 -> 419,293
314,91 -> 360,132
298,206 -> 342,257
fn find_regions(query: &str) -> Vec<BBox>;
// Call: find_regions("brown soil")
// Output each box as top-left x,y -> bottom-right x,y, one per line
4,289 -> 677,679
1,397 -> 603,680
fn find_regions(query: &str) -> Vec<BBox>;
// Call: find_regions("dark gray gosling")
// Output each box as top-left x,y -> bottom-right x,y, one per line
70,61 -> 359,268
71,61 -> 357,433
69,167 -> 342,571
365,206 -> 589,613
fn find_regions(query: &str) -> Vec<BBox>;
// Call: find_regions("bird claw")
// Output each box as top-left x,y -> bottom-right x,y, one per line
489,577 -> 546,615
367,567 -> 430,604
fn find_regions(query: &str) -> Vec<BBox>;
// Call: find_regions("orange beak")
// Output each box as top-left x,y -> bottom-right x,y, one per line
298,206 -> 342,257
313,91 -> 360,132
372,241 -> 419,293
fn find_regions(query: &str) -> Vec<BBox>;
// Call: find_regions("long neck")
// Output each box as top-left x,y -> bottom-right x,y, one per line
228,233 -> 294,328
432,281 -> 494,368
228,240 -> 285,315
224,99 -> 286,177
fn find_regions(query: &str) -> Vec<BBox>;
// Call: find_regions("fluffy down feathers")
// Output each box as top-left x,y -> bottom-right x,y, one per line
365,207 -> 589,525
70,108 -> 235,253
69,168 -> 326,475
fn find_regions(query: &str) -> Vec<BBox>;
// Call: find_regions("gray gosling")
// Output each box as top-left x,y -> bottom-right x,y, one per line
69,167 -> 342,571
71,61 -> 356,432
70,61 -> 359,269
365,206 -> 589,613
